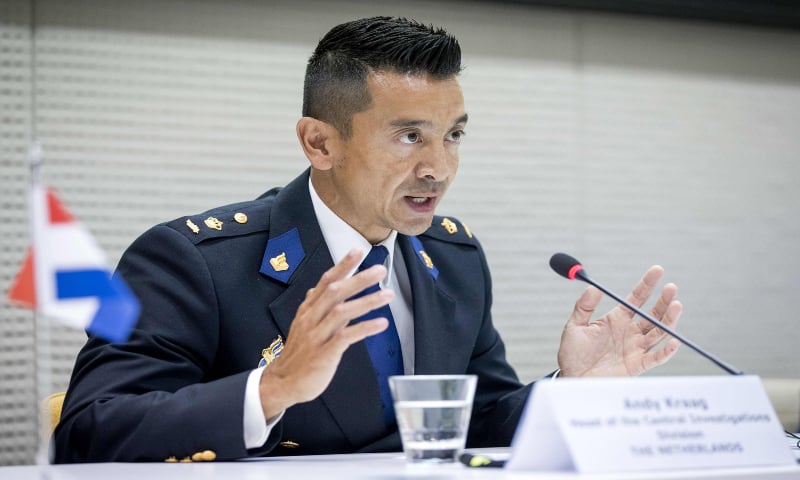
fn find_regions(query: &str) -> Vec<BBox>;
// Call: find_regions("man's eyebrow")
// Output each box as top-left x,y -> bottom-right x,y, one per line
389,118 -> 431,129
389,113 -> 469,129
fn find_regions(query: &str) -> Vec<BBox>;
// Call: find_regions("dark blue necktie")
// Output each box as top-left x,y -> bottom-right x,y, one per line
353,245 -> 404,427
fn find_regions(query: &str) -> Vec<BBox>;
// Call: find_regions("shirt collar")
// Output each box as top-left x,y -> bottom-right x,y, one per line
308,177 -> 397,287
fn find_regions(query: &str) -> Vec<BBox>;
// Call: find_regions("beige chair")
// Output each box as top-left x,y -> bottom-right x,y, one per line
41,391 -> 66,435
761,378 -> 800,433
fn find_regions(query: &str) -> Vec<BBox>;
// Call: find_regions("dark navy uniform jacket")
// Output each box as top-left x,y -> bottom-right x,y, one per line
54,170 -> 531,463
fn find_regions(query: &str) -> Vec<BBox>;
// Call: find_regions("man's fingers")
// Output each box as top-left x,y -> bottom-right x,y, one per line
639,283 -> 678,335
641,338 -> 681,372
318,288 -> 395,340
567,286 -> 602,327
646,283 -> 677,325
299,263 -> 388,329
621,265 -> 664,319
641,299 -> 682,349
336,318 -> 389,349
304,248 -> 364,304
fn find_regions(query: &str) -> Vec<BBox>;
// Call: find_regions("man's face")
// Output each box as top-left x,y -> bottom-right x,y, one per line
315,71 -> 467,243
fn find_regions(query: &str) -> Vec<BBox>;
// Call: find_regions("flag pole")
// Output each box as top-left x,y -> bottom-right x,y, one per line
27,0 -> 54,464
29,142 -> 54,465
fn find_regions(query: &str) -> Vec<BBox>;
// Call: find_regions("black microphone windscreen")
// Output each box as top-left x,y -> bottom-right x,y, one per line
550,252 -> 583,279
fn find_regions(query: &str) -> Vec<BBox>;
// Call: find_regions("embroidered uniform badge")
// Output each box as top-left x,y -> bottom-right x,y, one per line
409,235 -> 439,280
269,252 -> 289,272
259,335 -> 284,367
419,250 -> 434,269
462,222 -> 473,238
441,218 -> 458,234
260,228 -> 305,283
204,217 -> 223,230
185,219 -> 200,234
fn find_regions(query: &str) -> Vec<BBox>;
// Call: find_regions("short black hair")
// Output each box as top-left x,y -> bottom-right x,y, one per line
302,16 -> 462,137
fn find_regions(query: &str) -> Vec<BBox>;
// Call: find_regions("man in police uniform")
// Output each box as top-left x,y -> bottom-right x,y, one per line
54,17 -> 682,463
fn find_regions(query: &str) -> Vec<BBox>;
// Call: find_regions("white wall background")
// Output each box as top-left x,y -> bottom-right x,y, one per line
1,0 -> 799,465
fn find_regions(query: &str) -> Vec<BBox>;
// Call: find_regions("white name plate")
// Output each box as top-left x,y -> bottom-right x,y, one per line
506,375 -> 797,473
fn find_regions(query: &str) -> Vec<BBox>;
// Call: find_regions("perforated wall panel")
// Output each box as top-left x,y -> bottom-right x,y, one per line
0,0 -> 36,465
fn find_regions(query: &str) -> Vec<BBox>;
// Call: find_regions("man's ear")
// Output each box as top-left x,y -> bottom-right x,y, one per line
296,117 -> 340,170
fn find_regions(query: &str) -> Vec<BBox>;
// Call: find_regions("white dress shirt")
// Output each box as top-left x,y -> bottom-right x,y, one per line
242,179 -> 416,448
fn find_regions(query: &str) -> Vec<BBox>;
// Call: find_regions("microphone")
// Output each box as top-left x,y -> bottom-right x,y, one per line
549,252 -> 743,376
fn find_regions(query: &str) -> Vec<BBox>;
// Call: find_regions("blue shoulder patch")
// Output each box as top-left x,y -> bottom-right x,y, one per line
259,228 -> 305,284
409,235 -> 439,280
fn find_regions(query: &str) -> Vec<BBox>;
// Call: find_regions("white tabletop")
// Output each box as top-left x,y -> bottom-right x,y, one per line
2,448 -> 798,480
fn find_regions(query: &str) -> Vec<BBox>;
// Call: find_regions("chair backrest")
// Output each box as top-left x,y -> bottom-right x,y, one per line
41,391 -> 66,434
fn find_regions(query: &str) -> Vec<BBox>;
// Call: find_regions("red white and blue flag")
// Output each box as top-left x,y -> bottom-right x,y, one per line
8,185 -> 140,343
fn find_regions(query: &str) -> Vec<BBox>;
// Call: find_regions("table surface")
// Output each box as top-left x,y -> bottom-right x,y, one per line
2,445 -> 799,480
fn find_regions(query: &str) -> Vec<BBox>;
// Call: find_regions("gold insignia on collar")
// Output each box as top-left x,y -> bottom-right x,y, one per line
462,222 -> 473,238
185,219 -> 200,234
279,440 -> 300,449
233,212 -> 248,224
419,250 -> 434,269
441,218 -> 458,234
204,217 -> 223,230
261,335 -> 284,367
269,252 -> 289,272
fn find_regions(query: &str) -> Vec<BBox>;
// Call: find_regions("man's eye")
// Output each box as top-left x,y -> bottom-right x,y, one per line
447,130 -> 465,143
400,132 -> 420,144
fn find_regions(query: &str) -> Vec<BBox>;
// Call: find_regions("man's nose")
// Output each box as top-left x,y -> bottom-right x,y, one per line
416,143 -> 454,181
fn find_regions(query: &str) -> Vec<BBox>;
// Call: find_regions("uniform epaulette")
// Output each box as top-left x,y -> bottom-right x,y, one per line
420,215 -> 478,245
165,197 -> 272,245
